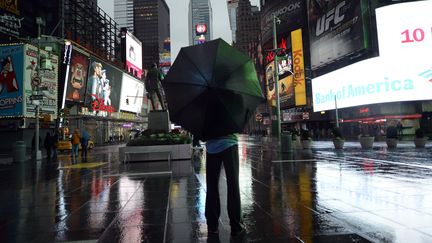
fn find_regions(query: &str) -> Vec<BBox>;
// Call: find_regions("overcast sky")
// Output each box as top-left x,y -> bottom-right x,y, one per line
98,0 -> 260,61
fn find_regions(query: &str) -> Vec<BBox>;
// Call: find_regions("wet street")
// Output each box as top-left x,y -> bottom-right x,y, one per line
1,135 -> 432,243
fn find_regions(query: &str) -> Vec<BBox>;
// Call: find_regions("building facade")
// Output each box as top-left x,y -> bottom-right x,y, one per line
234,0 -> 260,54
133,0 -> 170,69
227,0 -> 239,42
114,0 -> 135,32
188,0 -> 212,45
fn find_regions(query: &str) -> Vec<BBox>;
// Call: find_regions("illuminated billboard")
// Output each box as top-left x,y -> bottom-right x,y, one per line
125,32 -> 143,79
64,49 -> 89,103
0,44 -> 24,117
84,57 -> 123,116
195,24 -> 207,35
312,1 -> 432,112
307,0 -> 366,70
119,74 -> 145,114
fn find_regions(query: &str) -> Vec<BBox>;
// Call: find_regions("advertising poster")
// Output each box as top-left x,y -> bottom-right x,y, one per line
291,28 -> 306,106
260,0 -> 305,46
119,74 -> 144,114
279,75 -> 295,108
307,0 -> 365,70
0,44 -> 23,117
266,60 -> 295,108
65,49 -> 89,103
23,44 -> 58,118
84,57 -> 123,117
125,33 -> 142,79
265,62 -> 275,106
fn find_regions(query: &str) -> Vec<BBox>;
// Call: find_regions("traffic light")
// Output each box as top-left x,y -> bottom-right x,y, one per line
126,98 -> 129,105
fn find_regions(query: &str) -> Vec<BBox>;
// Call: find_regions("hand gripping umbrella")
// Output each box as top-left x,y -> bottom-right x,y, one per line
162,38 -> 265,141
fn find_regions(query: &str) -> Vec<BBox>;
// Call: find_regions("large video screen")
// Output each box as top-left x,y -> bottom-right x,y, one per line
312,1 -> 432,112
84,57 -> 123,116
119,74 -> 145,113
307,0 -> 365,70
125,33 -> 143,79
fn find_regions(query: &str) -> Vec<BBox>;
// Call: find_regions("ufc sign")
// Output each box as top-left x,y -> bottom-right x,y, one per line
315,1 -> 346,36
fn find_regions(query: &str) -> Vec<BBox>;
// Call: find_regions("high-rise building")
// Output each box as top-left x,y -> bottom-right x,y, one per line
234,0 -> 260,54
188,0 -> 212,45
133,0 -> 170,69
114,0 -> 135,32
227,0 -> 239,43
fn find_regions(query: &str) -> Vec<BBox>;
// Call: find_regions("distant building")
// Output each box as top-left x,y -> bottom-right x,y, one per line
234,0 -> 260,54
133,0 -> 170,69
227,0 -> 239,43
189,0 -> 212,45
114,0 -> 135,33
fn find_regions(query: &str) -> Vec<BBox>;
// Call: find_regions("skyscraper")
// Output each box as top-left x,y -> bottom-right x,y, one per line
234,0 -> 260,54
189,0 -> 212,45
227,0 -> 239,43
114,0 -> 134,32
133,0 -> 170,69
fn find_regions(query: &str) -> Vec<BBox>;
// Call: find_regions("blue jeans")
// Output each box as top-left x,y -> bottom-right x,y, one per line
205,145 -> 243,231
72,144 -> 79,158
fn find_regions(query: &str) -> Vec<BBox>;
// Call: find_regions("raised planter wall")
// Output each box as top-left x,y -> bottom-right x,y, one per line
119,144 -> 192,162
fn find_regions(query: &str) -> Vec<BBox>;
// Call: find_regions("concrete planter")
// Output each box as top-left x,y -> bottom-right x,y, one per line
119,143 -> 192,162
301,139 -> 312,149
414,137 -> 428,148
386,138 -> 398,149
333,139 -> 345,149
359,136 -> 375,149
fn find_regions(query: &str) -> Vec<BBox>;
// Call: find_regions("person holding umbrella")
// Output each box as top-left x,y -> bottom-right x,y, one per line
162,38 -> 265,238
205,133 -> 245,237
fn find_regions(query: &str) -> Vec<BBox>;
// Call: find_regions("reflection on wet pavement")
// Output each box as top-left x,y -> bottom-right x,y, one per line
0,139 -> 431,242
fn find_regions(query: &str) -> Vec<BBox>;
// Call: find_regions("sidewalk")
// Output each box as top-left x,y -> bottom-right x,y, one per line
0,137 -> 431,242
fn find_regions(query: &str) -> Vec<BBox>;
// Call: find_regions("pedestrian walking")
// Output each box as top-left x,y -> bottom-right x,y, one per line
71,129 -> 80,163
205,134 -> 245,238
80,130 -> 90,162
51,130 -> 59,160
43,131 -> 52,161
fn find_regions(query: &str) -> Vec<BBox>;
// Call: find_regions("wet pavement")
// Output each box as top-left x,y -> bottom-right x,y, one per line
0,136 -> 432,242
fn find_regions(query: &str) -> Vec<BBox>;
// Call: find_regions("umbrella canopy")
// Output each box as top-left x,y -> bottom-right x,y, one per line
162,38 -> 265,140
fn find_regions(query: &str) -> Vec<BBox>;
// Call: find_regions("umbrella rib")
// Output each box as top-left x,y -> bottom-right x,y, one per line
183,50 -> 210,85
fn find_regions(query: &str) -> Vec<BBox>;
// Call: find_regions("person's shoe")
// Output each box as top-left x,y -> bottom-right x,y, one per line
230,226 -> 246,238
208,227 -> 219,236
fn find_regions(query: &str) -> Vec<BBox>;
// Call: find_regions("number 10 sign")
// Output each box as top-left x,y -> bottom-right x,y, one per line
376,1 -> 432,59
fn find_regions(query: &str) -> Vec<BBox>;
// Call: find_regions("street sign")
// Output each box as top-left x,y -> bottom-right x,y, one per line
30,95 -> 44,100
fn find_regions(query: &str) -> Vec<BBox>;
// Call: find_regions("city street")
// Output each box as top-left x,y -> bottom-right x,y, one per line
0,136 -> 432,242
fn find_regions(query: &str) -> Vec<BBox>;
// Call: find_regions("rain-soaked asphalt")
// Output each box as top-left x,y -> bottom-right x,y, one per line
0,135 -> 432,243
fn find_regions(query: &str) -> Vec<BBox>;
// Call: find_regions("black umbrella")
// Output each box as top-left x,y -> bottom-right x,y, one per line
162,38 -> 265,140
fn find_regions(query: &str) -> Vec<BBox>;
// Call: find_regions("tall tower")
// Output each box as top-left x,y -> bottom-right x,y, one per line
114,0 -> 135,32
133,0 -> 170,69
227,0 -> 239,43
188,0 -> 212,45
234,0 -> 260,54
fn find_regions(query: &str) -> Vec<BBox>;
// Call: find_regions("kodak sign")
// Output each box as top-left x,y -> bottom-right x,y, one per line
291,29 -> 306,106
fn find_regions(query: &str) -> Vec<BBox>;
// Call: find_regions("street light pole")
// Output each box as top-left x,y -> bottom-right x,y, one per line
33,17 -> 44,161
272,15 -> 281,141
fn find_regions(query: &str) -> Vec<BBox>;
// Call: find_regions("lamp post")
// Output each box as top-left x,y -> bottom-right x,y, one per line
32,17 -> 45,161
272,14 -> 281,141
334,95 -> 339,128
